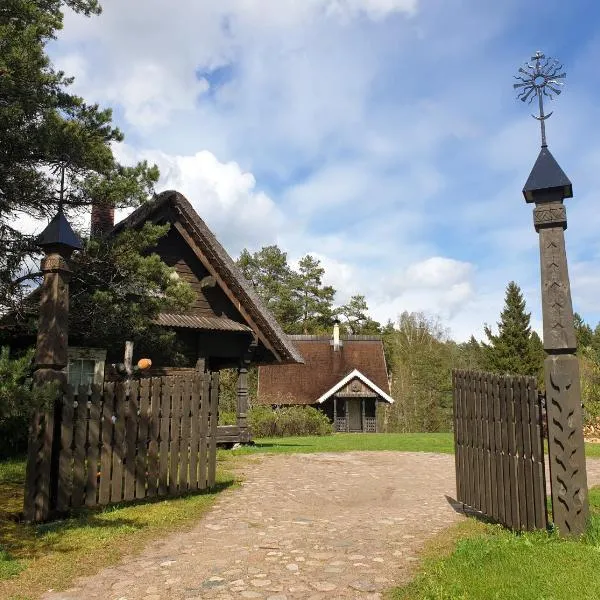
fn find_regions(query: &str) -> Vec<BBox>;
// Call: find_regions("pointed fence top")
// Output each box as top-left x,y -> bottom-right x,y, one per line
37,210 -> 82,252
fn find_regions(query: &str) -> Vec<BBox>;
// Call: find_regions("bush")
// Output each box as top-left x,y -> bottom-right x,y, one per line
0,347 -> 35,459
218,411 -> 237,426
248,405 -> 333,438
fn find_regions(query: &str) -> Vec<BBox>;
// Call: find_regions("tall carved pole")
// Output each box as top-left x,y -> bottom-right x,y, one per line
24,210 -> 82,522
236,340 -> 257,444
515,52 -> 588,536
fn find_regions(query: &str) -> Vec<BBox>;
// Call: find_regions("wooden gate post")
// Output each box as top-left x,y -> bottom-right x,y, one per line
524,154 -> 588,536
24,210 -> 82,522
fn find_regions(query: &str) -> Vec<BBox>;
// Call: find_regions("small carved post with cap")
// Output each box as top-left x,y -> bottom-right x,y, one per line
24,209 -> 82,522
515,51 -> 588,536
236,340 -> 257,443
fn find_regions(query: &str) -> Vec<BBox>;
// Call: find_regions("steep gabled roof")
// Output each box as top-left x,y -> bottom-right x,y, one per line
257,335 -> 390,405
315,369 -> 394,404
113,190 -> 303,365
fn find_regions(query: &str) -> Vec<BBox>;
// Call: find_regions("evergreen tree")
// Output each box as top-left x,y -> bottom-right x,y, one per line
295,255 -> 335,334
236,245 -> 301,332
0,0 -> 159,314
482,281 -> 538,376
574,312 -> 594,351
338,294 -> 381,335
529,330 -> 545,387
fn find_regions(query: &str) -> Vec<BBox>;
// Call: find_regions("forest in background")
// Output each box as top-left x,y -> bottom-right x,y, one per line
221,247 -> 600,433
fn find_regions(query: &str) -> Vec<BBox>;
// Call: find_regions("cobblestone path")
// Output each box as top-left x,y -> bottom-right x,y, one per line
44,453 -> 600,600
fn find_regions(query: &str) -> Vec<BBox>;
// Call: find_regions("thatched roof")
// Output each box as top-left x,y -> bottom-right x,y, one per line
257,335 -> 390,405
114,190 -> 304,365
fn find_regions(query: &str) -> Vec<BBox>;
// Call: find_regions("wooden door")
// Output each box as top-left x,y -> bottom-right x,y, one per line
348,399 -> 362,431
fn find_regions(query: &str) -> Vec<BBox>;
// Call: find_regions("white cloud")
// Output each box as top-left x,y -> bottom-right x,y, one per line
114,146 -> 285,255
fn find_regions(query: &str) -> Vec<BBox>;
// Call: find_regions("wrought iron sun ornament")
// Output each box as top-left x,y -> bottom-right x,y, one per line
514,51 -> 566,147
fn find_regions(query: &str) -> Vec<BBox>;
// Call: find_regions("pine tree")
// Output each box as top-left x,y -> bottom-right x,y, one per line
295,255 -> 335,334
237,245 -> 301,332
338,294 -> 381,334
1,0 -> 158,314
482,281 -> 538,376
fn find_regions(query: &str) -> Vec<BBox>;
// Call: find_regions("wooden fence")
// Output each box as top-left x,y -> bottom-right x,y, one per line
24,373 -> 219,522
452,370 -> 547,531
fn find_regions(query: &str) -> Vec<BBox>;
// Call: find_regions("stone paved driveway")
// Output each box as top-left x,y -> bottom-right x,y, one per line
44,452 -> 600,600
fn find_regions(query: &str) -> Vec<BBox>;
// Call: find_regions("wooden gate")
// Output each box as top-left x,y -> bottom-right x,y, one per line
452,370 -> 547,531
24,373 -> 219,522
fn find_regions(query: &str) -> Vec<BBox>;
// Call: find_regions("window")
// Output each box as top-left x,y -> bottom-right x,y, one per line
67,359 -> 97,388
67,348 -> 106,390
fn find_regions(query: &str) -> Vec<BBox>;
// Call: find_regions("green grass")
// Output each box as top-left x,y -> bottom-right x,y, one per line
0,457 -> 235,599
221,433 -> 600,459
390,486 -> 600,600
225,432 -> 456,455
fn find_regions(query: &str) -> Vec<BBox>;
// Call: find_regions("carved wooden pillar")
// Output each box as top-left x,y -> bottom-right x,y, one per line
236,340 -> 256,443
525,147 -> 588,536
346,399 -> 349,433
25,210 -> 81,522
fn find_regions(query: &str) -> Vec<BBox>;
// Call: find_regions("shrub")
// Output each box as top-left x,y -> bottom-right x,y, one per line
0,347 -> 35,459
218,411 -> 237,426
248,405 -> 333,438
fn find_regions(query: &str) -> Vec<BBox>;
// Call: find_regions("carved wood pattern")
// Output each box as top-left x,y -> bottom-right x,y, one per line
545,355 -> 589,536
538,228 -> 576,351
533,205 -> 566,229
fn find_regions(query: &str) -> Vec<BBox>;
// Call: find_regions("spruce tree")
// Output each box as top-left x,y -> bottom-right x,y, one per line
482,281 -> 538,376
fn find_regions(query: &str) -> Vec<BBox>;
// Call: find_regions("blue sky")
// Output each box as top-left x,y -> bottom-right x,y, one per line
41,0 -> 600,340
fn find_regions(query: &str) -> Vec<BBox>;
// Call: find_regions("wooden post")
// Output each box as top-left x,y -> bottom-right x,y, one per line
527,178 -> 588,536
346,399 -> 349,433
361,398 -> 366,433
333,397 -> 337,432
25,210 -> 81,522
236,341 -> 256,443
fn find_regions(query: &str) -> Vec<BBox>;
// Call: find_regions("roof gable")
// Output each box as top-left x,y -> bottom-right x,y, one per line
315,369 -> 394,404
112,191 -> 303,365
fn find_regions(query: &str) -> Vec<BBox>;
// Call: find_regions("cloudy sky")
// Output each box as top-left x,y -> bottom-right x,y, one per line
42,0 -> 600,341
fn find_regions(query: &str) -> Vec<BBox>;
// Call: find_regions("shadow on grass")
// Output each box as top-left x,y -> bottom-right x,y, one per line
444,495 -> 503,526
1,478 -> 235,560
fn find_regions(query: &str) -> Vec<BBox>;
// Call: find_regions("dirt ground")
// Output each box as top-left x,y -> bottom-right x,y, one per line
42,452 -> 600,600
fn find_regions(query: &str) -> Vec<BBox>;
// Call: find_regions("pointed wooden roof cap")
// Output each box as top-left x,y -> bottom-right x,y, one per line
37,210 -> 83,251
522,146 -> 573,202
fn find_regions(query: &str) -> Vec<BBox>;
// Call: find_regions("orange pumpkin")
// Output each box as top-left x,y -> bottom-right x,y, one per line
137,358 -> 152,370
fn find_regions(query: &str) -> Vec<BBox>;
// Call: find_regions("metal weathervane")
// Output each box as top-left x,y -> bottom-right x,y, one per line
513,50 -> 566,147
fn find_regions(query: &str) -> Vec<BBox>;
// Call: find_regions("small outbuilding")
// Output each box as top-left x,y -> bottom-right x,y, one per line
257,323 -> 393,432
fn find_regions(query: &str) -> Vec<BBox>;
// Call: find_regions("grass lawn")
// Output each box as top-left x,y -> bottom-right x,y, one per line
227,432 -> 456,455
0,457 -> 235,600
225,432 -> 600,459
390,486 -> 600,600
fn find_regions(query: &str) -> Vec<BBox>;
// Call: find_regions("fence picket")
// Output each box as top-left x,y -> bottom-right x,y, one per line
179,377 -> 192,491
208,372 -> 219,488
110,383 -> 127,503
57,387 -> 74,512
71,385 -> 88,508
147,377 -> 161,497
85,384 -> 102,507
136,379 -> 151,499
123,380 -> 139,502
189,375 -> 201,490
98,382 -> 115,505
169,377 -> 182,494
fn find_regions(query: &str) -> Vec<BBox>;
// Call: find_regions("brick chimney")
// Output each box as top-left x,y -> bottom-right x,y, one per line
90,202 -> 115,238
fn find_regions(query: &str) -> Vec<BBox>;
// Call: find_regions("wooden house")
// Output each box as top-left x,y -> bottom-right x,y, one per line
257,322 -> 393,432
1,190 -> 304,444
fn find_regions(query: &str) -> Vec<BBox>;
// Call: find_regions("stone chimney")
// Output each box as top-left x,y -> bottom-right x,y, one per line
90,202 -> 115,238
332,319 -> 341,352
